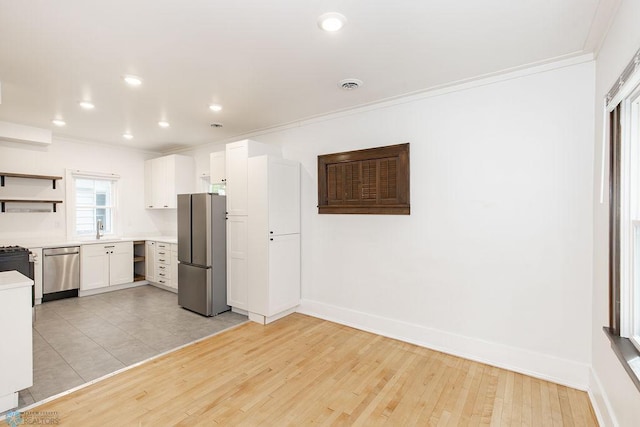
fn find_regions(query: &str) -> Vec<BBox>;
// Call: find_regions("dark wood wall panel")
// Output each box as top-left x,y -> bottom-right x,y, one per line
317,143 -> 410,215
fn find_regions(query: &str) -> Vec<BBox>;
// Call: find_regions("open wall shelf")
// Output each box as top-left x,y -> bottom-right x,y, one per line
0,199 -> 63,213
0,172 -> 62,189
0,172 -> 64,213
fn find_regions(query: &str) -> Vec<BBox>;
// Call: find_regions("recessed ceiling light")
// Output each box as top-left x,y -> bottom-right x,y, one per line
51,119 -> 66,127
123,133 -> 133,140
79,101 -> 95,110
209,104 -> 222,112
158,121 -> 170,128
317,12 -> 347,32
123,75 -> 142,86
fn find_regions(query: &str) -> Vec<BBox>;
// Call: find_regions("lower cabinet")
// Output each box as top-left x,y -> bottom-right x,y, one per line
146,241 -> 178,291
226,216 -> 248,310
248,233 -> 300,323
145,241 -> 156,282
80,242 -> 133,291
29,247 -> 43,304
155,242 -> 171,287
171,245 -> 178,286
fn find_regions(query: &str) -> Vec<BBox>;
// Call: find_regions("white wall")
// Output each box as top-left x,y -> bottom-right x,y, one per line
185,60 -> 596,389
0,137 -> 174,243
592,1 -> 640,426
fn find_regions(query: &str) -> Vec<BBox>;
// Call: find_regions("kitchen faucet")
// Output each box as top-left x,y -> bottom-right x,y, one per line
96,218 -> 103,239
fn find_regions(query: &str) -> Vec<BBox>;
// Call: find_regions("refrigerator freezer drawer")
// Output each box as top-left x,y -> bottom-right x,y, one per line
178,263 -> 211,316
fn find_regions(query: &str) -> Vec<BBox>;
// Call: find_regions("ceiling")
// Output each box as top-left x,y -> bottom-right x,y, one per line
0,0 -> 615,152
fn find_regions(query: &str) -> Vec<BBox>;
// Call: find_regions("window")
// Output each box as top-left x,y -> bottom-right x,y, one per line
622,89 -> 640,352
317,143 -> 410,214
606,46 -> 640,391
67,171 -> 119,238
610,85 -> 640,353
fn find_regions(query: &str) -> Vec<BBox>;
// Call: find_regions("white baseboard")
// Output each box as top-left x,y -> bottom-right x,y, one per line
248,306 -> 298,325
148,281 -> 178,294
297,299 -> 590,390
232,307 -> 248,316
588,368 -> 617,427
78,281 -> 147,297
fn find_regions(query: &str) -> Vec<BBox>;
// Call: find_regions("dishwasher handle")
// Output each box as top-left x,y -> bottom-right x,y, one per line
43,247 -> 80,256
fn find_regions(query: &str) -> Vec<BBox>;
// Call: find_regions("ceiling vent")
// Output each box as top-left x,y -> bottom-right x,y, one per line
210,123 -> 223,128
338,78 -> 363,90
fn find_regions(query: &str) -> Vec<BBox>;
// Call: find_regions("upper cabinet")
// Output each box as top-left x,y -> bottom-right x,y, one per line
209,151 -> 226,184
225,140 -> 281,216
248,156 -> 300,236
144,154 -> 195,209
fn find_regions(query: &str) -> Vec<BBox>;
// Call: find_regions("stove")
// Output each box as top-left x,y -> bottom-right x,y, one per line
0,245 -> 30,254
0,245 -> 34,306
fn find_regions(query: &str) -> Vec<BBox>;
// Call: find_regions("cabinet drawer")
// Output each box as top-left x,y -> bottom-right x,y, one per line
156,252 -> 171,265
157,243 -> 170,250
156,269 -> 171,280
156,277 -> 172,287
156,264 -> 171,274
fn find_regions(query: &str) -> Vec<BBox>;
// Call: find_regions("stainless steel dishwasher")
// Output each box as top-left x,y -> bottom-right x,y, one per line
43,246 -> 80,302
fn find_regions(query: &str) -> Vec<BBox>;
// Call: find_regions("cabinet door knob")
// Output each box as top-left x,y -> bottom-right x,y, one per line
270,231 -> 273,234
270,238 -> 274,241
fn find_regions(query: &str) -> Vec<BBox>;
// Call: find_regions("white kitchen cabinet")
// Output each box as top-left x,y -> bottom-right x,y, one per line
144,161 -> 154,211
225,140 -> 280,216
81,244 -> 110,290
144,154 -> 195,209
263,156 -> 301,235
80,241 -> 133,291
29,247 -> 43,304
145,241 -> 177,291
226,215 -> 248,310
171,244 -> 178,288
247,156 -> 301,324
0,272 -> 32,412
110,242 -> 134,286
248,233 -> 300,318
209,151 -> 226,184
145,241 -> 156,282
225,140 -> 281,312
155,242 -> 173,288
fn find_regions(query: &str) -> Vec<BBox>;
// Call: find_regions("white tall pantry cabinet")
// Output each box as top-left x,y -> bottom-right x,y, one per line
224,139 -> 282,313
209,151 -> 226,184
247,156 -> 300,324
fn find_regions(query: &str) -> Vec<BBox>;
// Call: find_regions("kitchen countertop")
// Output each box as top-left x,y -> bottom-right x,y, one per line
0,270 -> 33,291
0,235 -> 177,249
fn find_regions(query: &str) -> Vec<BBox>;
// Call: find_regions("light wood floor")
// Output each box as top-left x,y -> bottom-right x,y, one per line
15,314 -> 597,426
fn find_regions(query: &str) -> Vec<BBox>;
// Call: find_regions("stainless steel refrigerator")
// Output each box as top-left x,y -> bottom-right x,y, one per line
177,193 -> 229,316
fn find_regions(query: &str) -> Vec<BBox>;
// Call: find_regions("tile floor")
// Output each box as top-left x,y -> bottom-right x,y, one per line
17,285 -> 247,408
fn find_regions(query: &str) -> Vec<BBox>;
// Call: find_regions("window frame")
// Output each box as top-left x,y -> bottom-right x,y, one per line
65,169 -> 120,240
623,87 -> 640,351
607,84 -> 640,393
